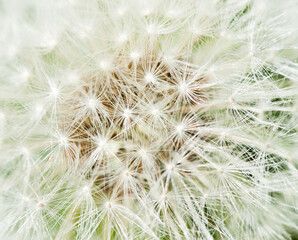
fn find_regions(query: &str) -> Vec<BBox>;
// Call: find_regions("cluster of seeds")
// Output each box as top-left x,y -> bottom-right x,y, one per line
0,0 -> 297,239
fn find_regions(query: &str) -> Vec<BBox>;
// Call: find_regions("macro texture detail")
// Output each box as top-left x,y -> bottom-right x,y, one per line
0,0 -> 298,239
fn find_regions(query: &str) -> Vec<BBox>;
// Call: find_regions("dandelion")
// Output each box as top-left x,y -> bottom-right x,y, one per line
0,0 -> 298,239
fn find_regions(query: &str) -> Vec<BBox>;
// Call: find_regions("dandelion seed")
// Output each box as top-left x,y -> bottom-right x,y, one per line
117,8 -> 126,16
21,147 -> 30,159
18,69 -> 30,84
150,107 -> 160,116
144,72 -> 157,84
175,123 -> 185,135
122,108 -> 132,118
123,170 -> 131,178
147,24 -> 156,35
82,186 -> 91,195
166,163 -> 175,173
49,85 -> 59,99
99,60 -> 111,71
58,136 -> 68,147
178,82 -> 189,94
86,98 -> 97,110
217,167 -> 224,174
118,33 -> 128,43
130,51 -> 140,60
106,201 -> 112,209
67,72 -> 80,84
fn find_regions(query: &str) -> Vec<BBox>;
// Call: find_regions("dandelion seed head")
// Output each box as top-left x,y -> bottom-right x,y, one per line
1,0 -> 298,239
